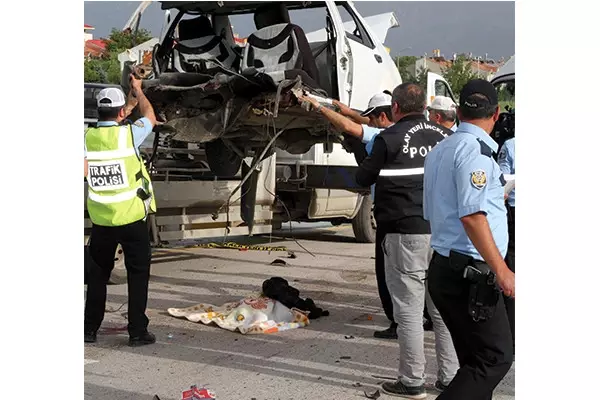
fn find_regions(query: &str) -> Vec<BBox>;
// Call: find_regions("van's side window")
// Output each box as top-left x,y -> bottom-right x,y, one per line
335,3 -> 375,49
435,80 -> 455,101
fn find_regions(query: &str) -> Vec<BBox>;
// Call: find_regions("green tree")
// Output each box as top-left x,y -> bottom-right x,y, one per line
104,28 -> 153,54
83,59 -> 102,83
394,55 -> 418,83
441,55 -> 479,95
84,28 -> 153,84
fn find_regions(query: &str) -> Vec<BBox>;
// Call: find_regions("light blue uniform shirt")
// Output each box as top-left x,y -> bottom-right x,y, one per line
498,138 -> 515,207
451,124 -> 458,132
423,122 -> 508,260
362,125 -> 384,200
84,118 -> 153,157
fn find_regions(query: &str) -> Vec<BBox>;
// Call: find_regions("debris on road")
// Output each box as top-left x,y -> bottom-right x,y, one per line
262,277 -> 330,319
270,259 -> 287,266
372,375 -> 396,381
364,389 -> 381,399
339,356 -> 352,360
352,382 -> 363,388
167,333 -> 174,339
344,335 -> 355,339
182,385 -> 216,399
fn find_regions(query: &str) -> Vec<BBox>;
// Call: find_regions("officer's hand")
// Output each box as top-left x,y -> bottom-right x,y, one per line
497,268 -> 515,298
298,94 -> 320,110
130,73 -> 142,92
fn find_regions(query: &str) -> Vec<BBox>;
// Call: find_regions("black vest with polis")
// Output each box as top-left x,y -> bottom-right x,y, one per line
375,114 -> 451,234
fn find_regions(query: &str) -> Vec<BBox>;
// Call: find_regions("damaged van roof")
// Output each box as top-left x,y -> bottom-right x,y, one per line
160,1 -> 327,14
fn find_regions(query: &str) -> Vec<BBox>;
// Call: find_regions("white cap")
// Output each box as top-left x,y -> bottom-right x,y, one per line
427,96 -> 457,112
361,92 -> 392,116
97,87 -> 126,108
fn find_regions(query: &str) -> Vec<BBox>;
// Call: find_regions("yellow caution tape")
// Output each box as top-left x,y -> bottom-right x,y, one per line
181,241 -> 288,252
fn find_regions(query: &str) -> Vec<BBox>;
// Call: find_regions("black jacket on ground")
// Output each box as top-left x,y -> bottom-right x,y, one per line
356,114 -> 451,234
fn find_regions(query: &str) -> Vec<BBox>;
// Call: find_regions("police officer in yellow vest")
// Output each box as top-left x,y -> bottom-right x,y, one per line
84,75 -> 157,346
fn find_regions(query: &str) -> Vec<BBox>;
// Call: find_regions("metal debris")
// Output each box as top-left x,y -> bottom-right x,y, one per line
364,389 -> 381,399
372,375 -> 396,381
344,335 -> 355,339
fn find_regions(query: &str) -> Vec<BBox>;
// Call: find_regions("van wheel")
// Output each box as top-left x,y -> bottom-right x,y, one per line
352,195 -> 376,243
205,139 -> 243,177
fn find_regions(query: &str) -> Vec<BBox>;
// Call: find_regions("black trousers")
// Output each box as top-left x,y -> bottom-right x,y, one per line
504,205 -> 515,352
84,219 -> 152,337
428,253 -> 513,400
375,226 -> 395,323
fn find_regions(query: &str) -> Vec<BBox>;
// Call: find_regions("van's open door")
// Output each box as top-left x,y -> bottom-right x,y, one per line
426,72 -> 457,120
159,9 -> 173,43
325,0 -> 352,105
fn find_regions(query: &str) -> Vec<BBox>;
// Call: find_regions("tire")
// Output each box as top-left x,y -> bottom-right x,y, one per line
205,139 -> 243,177
352,195 -> 376,243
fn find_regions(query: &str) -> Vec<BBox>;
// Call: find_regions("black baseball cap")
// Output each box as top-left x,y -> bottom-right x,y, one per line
459,79 -> 498,110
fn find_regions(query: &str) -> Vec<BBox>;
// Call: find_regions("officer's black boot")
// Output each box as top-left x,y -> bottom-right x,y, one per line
84,331 -> 97,343
374,322 -> 398,339
129,331 -> 156,347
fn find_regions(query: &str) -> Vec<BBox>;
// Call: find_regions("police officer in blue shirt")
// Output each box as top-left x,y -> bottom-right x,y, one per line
84,76 -> 158,347
498,137 -> 515,353
423,79 -> 515,399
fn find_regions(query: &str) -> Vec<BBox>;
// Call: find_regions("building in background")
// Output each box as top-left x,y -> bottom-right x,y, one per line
117,38 -> 159,70
408,51 -> 504,81
84,24 -> 108,59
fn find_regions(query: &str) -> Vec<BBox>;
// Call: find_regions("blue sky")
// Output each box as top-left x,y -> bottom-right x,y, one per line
84,1 -> 515,60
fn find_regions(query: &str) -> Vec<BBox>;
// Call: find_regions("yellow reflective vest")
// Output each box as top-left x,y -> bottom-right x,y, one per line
85,124 -> 156,227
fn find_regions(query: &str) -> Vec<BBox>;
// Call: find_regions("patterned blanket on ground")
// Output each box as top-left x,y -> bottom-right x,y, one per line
167,295 -> 310,334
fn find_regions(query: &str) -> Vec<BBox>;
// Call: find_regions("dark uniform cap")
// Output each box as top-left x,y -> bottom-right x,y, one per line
459,79 -> 499,110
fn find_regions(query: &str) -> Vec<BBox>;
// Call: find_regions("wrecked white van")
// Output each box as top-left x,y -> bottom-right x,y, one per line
125,1 -> 402,176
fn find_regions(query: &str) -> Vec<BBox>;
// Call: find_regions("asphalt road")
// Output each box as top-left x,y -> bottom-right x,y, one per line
84,224 -> 515,400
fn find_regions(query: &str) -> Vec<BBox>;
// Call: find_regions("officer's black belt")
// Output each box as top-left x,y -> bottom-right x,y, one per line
432,251 -> 486,274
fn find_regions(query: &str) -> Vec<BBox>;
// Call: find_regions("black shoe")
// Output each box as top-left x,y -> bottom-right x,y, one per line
374,322 -> 398,339
381,380 -> 426,399
84,331 -> 97,343
128,332 -> 156,347
423,318 -> 433,332
434,380 -> 448,392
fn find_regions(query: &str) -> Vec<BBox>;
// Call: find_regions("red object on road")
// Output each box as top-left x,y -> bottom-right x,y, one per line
181,385 -> 215,400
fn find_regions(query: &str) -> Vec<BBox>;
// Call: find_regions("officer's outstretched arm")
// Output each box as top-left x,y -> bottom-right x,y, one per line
130,74 -> 156,127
